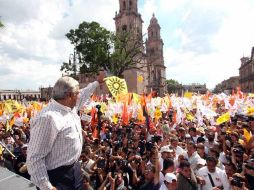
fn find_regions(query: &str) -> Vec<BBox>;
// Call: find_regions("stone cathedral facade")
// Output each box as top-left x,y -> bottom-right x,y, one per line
114,0 -> 166,96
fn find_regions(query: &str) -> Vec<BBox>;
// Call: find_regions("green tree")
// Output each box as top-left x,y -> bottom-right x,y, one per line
61,21 -> 144,77
0,21 -> 4,28
61,21 -> 112,76
166,79 -> 182,94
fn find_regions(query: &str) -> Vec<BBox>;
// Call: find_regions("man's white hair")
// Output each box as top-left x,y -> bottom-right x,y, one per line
52,76 -> 79,100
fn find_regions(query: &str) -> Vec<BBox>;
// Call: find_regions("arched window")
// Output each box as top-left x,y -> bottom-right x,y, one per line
129,0 -> 132,9
122,25 -> 127,32
123,1 -> 126,10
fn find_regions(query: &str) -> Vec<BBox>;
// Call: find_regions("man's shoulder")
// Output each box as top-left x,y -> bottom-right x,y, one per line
215,167 -> 226,174
196,166 -> 208,174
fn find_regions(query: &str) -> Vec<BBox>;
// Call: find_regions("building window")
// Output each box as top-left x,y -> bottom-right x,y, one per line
129,0 -> 132,9
122,25 -> 127,32
123,1 -> 126,10
151,48 -> 154,54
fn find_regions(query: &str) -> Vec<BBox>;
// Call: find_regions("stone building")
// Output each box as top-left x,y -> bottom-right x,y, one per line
239,47 -> 254,92
79,0 -> 166,96
214,76 -> 239,94
0,90 -> 41,101
183,83 -> 207,94
40,87 -> 53,101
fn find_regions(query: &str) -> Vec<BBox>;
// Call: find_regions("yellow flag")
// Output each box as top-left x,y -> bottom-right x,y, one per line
4,100 -> 21,113
9,116 -> 15,127
216,112 -> 230,125
248,93 -> 254,98
6,120 -> 11,132
132,93 -> 141,104
112,115 -> 118,124
184,92 -> 192,99
23,117 -> 29,123
0,145 -> 3,155
116,93 -> 131,104
137,107 -> 145,122
32,102 -> 42,111
154,107 -> 162,121
243,128 -> 252,143
186,113 -> 194,121
247,107 -> 254,115
105,76 -> 128,97
100,102 -> 107,113
137,75 -> 144,83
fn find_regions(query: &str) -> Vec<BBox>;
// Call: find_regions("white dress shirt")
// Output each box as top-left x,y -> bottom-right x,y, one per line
196,166 -> 230,190
184,151 -> 201,173
27,81 -> 99,190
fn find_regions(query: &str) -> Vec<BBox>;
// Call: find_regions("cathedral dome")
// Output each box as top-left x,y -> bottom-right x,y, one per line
150,13 -> 158,25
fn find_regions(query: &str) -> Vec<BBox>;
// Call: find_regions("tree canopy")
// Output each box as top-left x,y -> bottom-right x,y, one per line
0,21 -> 4,28
61,21 -> 144,77
166,79 -> 182,94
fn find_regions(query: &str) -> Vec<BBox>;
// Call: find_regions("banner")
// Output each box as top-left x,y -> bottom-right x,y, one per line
105,76 -> 128,97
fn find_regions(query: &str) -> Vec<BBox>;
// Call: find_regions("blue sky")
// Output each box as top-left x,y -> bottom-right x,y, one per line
0,0 -> 254,90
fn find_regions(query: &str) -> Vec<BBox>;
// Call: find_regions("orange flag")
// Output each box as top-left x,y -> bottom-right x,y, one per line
122,103 -> 129,126
173,111 -> 177,124
243,128 -> 252,143
117,93 -> 132,105
90,94 -> 97,102
168,95 -> 172,109
90,107 -> 97,128
92,128 -> 99,139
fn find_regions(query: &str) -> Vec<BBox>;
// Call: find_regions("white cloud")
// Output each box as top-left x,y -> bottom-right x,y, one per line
0,0 -> 117,90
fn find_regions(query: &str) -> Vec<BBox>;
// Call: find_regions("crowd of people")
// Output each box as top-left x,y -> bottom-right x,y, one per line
1,82 -> 254,189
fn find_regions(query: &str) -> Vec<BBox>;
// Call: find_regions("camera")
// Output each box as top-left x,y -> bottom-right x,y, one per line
117,159 -> 128,166
146,141 -> 155,152
233,148 -> 244,156
151,135 -> 162,143
134,158 -> 141,165
225,134 -> 231,141
231,176 -> 243,188
97,159 -> 106,168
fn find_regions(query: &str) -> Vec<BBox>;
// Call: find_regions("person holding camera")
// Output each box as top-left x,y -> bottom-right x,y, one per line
243,158 -> 254,190
229,173 -> 248,190
138,149 -> 161,190
98,172 -> 127,190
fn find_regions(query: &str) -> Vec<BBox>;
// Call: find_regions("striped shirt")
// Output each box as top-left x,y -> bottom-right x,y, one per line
27,81 -> 99,190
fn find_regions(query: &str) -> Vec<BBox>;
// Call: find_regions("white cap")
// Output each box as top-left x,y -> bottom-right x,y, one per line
22,144 -> 28,149
14,118 -> 24,127
165,173 -> 177,183
197,158 -> 206,165
160,146 -> 173,153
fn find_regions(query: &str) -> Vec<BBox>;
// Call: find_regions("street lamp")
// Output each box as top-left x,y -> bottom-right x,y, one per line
69,48 -> 77,78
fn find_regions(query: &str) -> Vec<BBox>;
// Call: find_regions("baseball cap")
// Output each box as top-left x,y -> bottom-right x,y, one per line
21,144 -> 28,149
245,158 -> 254,170
160,146 -> 174,153
197,158 -> 206,166
164,173 -> 177,183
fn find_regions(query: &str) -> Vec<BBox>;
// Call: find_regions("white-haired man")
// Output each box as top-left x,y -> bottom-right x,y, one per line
27,71 -> 105,190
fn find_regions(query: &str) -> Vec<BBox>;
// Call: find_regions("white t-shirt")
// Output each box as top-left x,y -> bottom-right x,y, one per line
196,166 -> 230,190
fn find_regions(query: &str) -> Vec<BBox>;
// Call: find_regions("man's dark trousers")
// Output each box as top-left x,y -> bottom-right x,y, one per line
47,161 -> 84,190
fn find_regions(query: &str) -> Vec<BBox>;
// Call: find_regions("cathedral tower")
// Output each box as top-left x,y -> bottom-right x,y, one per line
114,0 -> 143,40
114,0 -> 147,94
146,14 -> 166,96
